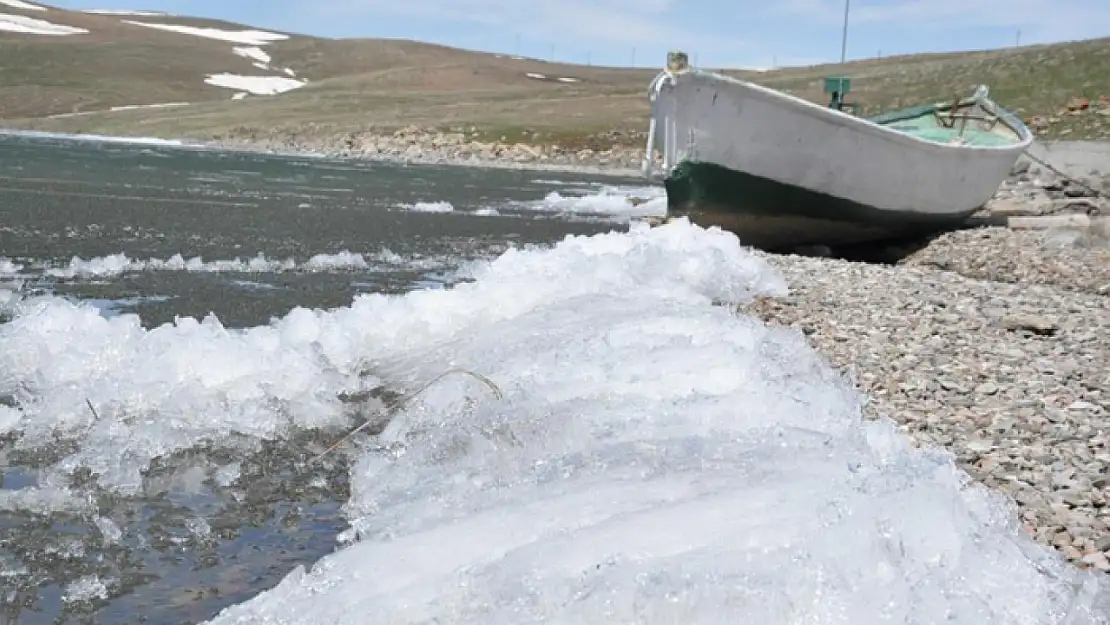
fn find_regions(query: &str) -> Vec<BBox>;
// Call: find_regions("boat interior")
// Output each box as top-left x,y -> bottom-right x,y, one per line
867,93 -> 1028,147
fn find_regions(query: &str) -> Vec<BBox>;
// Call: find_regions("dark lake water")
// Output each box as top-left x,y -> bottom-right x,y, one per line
0,131 -> 662,624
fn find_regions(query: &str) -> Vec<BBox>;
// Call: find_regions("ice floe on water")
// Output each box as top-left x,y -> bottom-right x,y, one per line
529,178 -> 599,185
2,221 -> 1108,623
0,249 -> 452,280
301,250 -> 372,271
43,253 -> 299,279
63,576 -> 110,604
0,128 -> 186,146
84,294 -> 174,319
0,258 -> 22,275
390,181 -> 666,222
397,200 -> 455,213
515,183 -> 667,220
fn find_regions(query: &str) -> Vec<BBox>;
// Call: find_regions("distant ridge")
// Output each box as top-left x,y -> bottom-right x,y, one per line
1,1 -> 1108,144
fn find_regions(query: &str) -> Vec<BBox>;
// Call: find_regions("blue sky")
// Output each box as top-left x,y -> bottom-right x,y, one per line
49,0 -> 1110,69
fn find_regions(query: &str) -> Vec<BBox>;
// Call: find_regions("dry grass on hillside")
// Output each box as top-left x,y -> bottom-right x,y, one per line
744,38 -> 1110,139
3,3 -> 1110,145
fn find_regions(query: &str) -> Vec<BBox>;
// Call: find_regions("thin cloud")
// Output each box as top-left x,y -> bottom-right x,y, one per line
47,0 -> 1105,69
774,0 -> 1110,43
311,0 -> 752,58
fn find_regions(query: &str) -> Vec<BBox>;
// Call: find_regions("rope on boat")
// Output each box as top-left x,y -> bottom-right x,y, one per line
975,86 -> 1103,201
1021,147 -> 1104,200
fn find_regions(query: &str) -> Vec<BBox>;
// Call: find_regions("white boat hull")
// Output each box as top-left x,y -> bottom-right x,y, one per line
642,66 -> 1034,249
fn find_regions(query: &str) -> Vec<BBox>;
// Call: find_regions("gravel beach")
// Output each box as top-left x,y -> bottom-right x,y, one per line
207,125 -> 649,178
741,153 -> 1110,571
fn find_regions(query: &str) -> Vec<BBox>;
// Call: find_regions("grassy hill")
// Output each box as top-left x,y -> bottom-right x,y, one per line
737,40 -> 1110,140
2,1 -> 1109,146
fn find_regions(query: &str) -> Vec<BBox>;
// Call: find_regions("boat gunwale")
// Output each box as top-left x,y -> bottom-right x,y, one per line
651,67 -> 1035,155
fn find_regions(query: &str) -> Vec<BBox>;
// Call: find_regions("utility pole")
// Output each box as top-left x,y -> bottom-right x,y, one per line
1015,29 -> 1021,47
835,0 -> 851,99
549,42 -> 555,61
839,0 -> 850,64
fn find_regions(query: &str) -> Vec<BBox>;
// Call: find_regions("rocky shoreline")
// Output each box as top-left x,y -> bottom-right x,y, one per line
107,124 -> 1110,571
206,125 -> 650,177
745,160 -> 1110,571
902,157 -> 1110,298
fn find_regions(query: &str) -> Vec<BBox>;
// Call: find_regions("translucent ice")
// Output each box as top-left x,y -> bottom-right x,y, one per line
202,221 -> 1104,625
1,220 -> 1104,624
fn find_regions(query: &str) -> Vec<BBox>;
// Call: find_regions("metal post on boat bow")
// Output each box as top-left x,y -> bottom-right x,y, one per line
641,116 -> 657,178
642,51 -> 689,179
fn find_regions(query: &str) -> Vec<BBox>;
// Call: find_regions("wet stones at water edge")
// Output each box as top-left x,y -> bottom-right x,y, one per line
987,159 -> 1109,218
209,125 -> 652,172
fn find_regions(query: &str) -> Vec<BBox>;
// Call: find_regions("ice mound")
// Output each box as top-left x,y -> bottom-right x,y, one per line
302,250 -> 369,270
201,220 -> 1104,624
2,219 -> 1105,623
524,183 -> 667,219
0,258 -> 22,275
0,221 -> 777,496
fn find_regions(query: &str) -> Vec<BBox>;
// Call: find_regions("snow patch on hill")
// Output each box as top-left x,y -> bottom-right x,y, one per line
0,13 -> 87,35
233,45 -> 271,65
120,20 -> 305,94
205,73 -> 304,95
120,20 -> 288,45
0,0 -> 45,11
83,9 -> 168,15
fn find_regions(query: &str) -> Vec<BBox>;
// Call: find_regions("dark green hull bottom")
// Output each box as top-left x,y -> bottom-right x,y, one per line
663,160 -> 976,251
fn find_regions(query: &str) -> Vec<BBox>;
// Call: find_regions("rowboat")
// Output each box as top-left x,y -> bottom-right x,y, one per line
641,51 -> 1035,250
